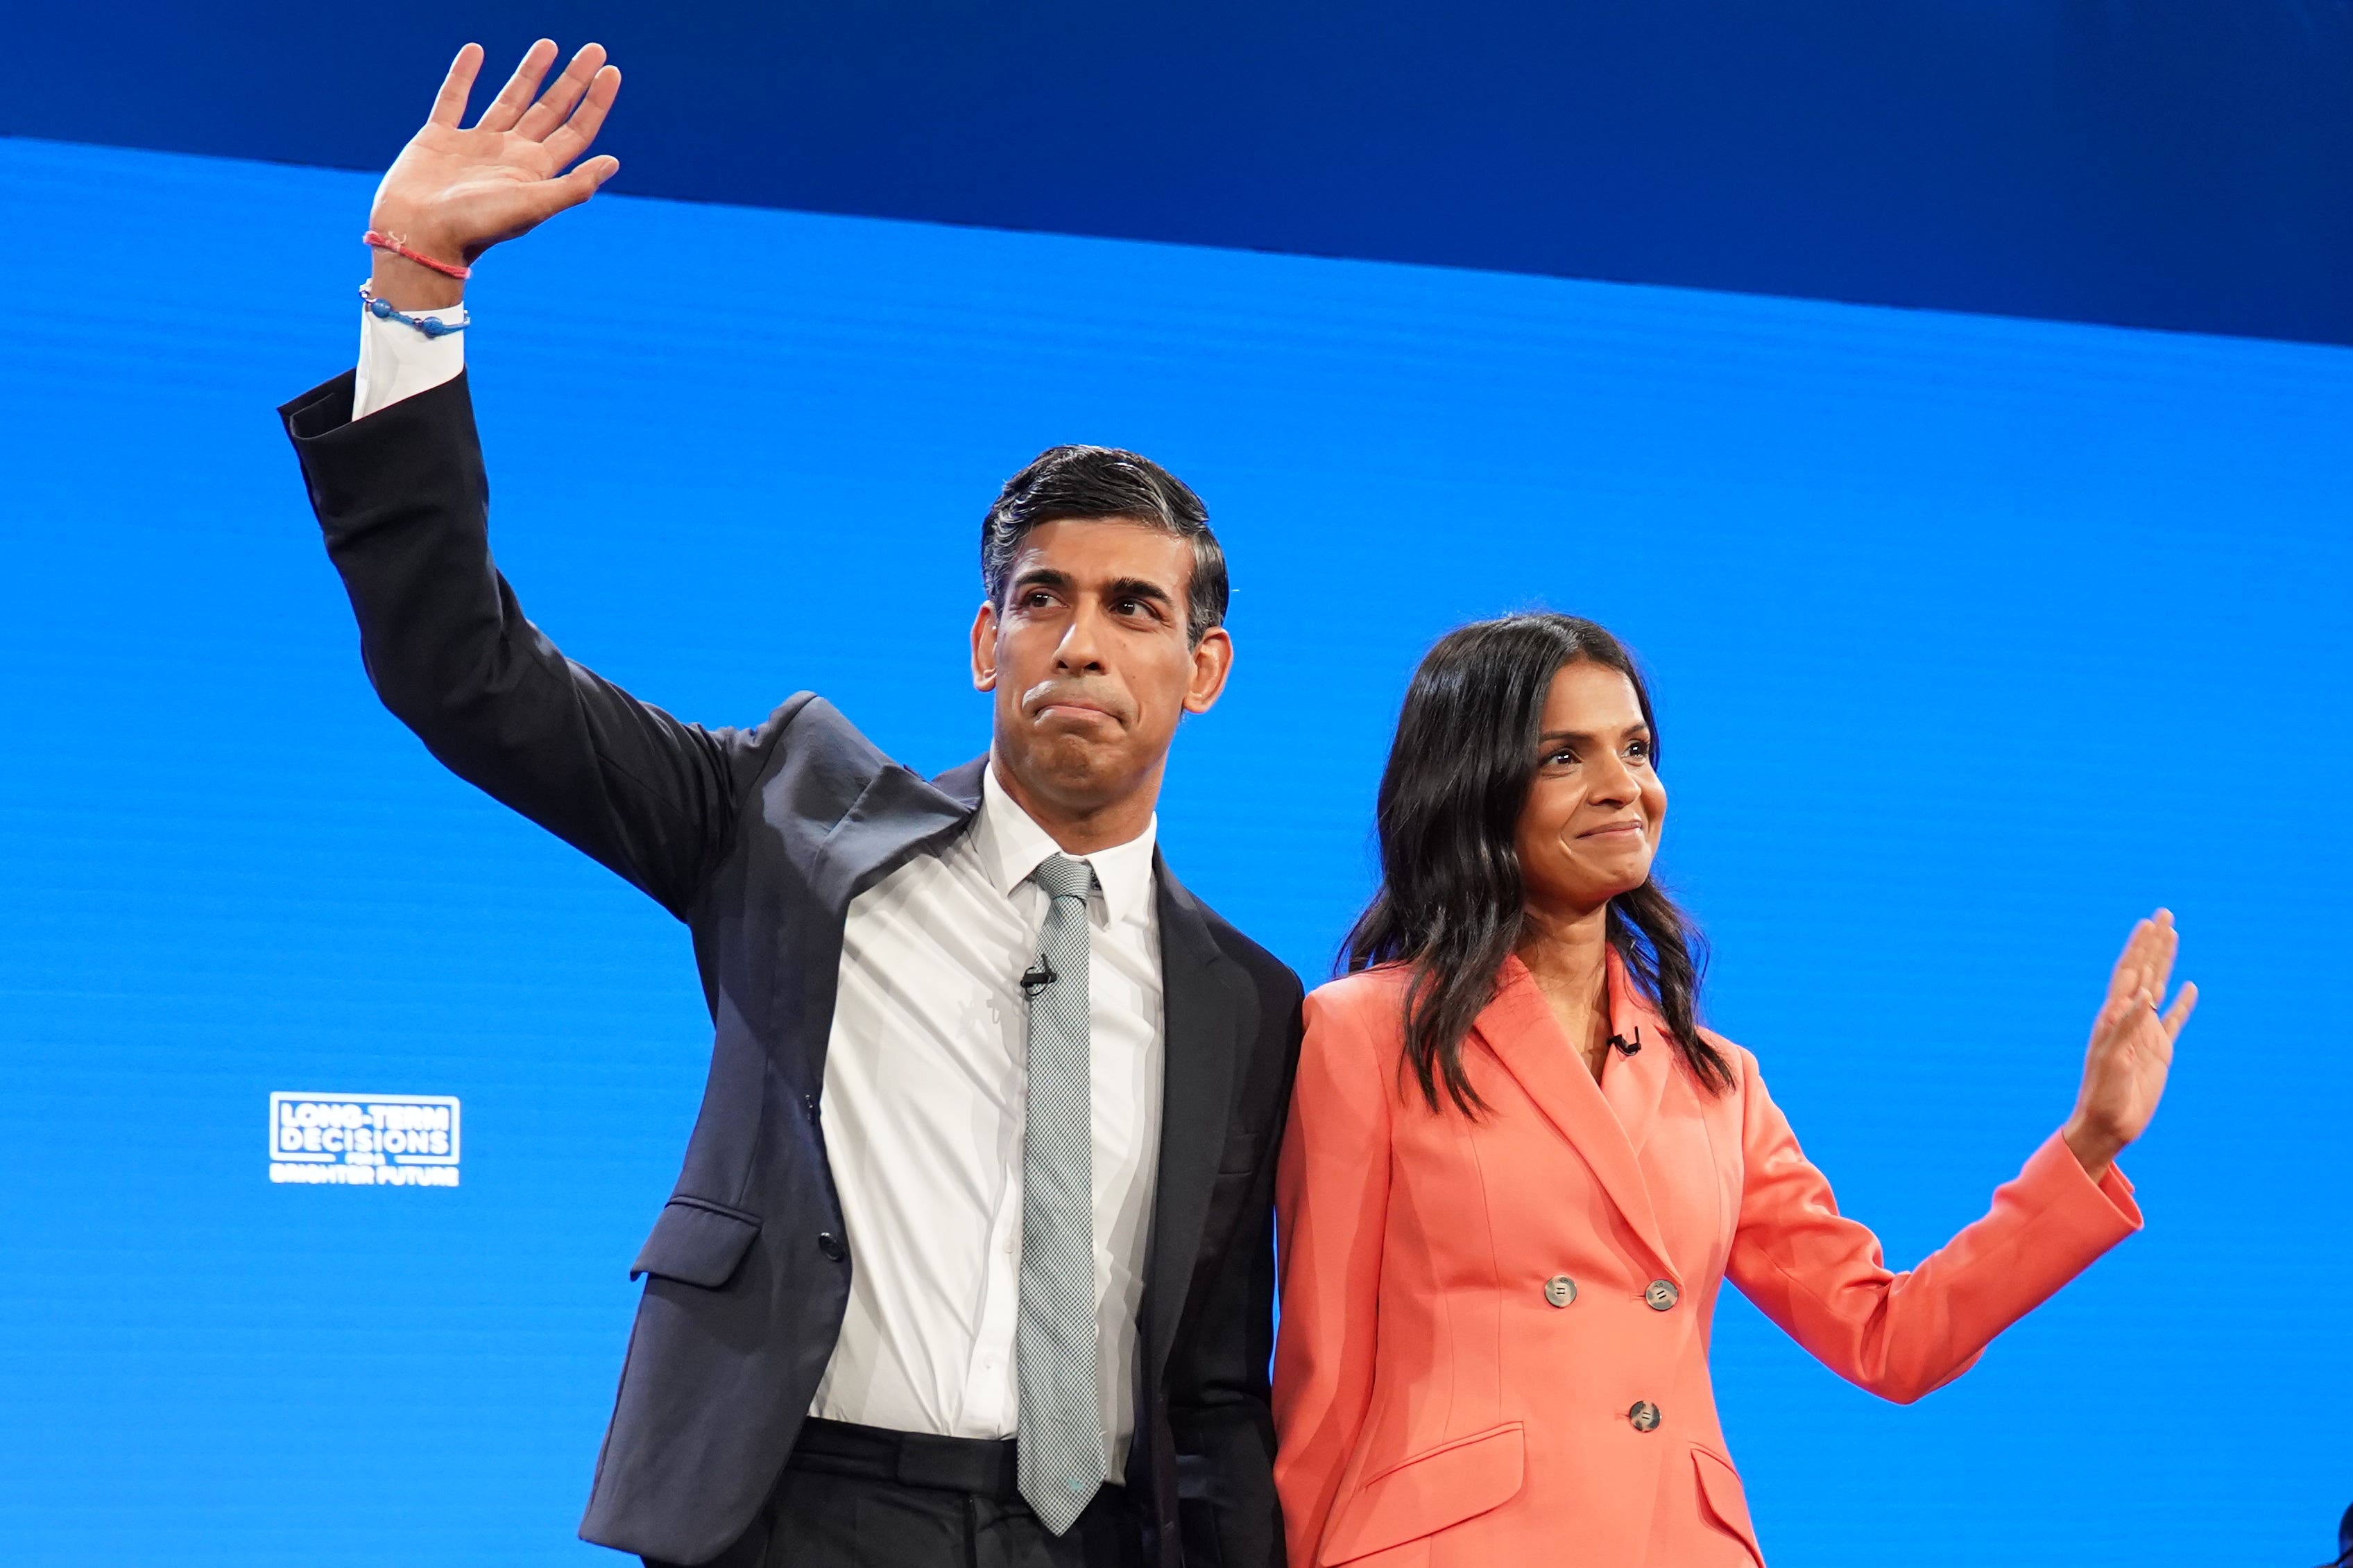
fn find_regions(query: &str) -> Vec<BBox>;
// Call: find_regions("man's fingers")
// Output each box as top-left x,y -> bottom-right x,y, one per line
542,66 -> 622,166
428,43 -> 484,128
522,155 -> 621,224
517,43 -> 608,141
2162,981 -> 2198,1042
474,38 -> 559,133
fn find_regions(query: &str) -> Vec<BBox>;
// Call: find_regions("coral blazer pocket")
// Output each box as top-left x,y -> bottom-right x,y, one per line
1319,1423 -> 1526,1565
1693,1447 -> 1765,1568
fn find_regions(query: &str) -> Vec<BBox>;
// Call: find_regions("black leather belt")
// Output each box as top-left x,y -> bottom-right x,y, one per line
791,1417 -> 1097,1504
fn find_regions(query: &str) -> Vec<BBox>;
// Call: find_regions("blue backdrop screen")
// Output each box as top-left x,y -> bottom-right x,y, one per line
1,137 -> 2347,1564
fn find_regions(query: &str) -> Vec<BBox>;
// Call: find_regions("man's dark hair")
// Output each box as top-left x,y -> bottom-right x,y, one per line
980,445 -> 1228,646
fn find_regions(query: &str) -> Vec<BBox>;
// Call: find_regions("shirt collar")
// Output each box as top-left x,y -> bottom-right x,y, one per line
973,764 -> 1159,925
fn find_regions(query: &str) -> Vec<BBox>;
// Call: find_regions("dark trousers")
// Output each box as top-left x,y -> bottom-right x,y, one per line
646,1418 -> 1147,1568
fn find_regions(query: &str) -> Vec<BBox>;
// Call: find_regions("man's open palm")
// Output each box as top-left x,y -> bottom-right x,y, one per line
372,40 -> 621,268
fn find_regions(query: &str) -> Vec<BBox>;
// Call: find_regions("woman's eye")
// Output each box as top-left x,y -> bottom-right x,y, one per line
1627,741 -> 1652,763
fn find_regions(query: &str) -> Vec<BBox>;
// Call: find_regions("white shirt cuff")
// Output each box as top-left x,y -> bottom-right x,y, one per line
353,302 -> 468,421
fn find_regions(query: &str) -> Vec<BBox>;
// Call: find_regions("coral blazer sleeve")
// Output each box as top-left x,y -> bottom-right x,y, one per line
1272,985 -> 1392,1568
1723,1047 -> 2143,1404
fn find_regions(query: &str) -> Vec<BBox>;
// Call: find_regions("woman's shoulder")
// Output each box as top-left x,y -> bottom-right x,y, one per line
1296,967 -> 1410,1111
1307,965 -> 1412,1024
1691,1023 -> 1763,1096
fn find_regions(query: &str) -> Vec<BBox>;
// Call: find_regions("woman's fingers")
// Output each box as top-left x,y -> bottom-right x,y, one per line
516,42 -> 608,142
427,44 -> 484,128
2106,917 -> 2152,1005
541,65 -> 622,166
474,39 -> 558,133
2162,980 -> 2199,1042
2147,911 -> 2179,997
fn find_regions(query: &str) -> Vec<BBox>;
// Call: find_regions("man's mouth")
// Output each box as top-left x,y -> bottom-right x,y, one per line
1029,693 -> 1122,726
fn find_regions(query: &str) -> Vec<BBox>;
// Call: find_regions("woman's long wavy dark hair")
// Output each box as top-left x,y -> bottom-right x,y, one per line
1344,613 -> 1733,1114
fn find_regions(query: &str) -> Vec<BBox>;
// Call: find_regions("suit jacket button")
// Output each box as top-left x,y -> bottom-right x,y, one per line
816,1231 -> 847,1261
1645,1279 -> 1680,1311
1544,1275 -> 1577,1308
1629,1400 -> 1661,1433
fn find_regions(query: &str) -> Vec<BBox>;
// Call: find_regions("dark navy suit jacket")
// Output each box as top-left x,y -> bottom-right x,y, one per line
282,370 -> 1302,1567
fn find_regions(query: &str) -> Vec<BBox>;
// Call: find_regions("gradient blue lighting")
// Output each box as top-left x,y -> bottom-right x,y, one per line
1,137 -> 2347,1565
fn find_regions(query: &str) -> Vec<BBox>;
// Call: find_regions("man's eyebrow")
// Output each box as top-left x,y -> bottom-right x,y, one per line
1009,567 -> 1075,595
1104,576 -> 1176,608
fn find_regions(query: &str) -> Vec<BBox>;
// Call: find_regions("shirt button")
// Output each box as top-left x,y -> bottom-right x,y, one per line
816,1231 -> 847,1262
1629,1400 -> 1662,1433
1645,1279 -> 1680,1311
1543,1275 -> 1578,1308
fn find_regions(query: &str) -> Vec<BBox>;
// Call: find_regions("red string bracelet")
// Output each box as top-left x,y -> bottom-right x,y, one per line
363,230 -> 472,280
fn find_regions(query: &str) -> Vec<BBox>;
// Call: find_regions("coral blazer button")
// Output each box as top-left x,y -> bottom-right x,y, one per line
1629,1401 -> 1662,1433
1645,1279 -> 1680,1311
1544,1275 -> 1577,1307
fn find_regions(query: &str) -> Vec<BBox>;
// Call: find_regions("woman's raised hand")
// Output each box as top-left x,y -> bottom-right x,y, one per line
366,41 -> 622,307
2062,910 -> 2196,1180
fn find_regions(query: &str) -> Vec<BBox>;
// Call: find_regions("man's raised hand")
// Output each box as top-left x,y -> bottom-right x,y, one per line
367,41 -> 622,309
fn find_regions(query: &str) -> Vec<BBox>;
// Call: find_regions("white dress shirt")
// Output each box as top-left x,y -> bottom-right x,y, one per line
814,767 -> 1164,1464
351,307 -> 1167,1461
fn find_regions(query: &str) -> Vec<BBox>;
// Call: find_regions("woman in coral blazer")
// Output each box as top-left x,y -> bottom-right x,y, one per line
1273,613 -> 2194,1568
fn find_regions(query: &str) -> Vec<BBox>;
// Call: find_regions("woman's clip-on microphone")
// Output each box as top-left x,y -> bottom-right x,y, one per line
1609,1028 -> 1643,1056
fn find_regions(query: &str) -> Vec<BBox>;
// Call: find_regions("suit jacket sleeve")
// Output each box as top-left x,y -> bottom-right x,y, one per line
1167,971 -> 1303,1568
1723,1046 -> 2142,1404
280,370 -> 740,918
1269,986 -> 1392,1568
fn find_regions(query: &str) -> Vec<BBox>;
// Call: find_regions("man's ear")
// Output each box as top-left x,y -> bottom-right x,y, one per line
971,601 -> 1000,692
1182,627 -> 1234,715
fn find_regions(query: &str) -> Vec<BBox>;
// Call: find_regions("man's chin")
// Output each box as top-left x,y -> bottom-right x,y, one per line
1004,734 -> 1139,806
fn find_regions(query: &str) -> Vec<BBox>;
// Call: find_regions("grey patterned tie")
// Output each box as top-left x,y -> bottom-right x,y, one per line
1017,852 -> 1106,1533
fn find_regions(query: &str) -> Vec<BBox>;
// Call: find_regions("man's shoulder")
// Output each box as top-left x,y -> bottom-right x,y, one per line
722,693 -> 887,794
1167,879 -> 1303,1004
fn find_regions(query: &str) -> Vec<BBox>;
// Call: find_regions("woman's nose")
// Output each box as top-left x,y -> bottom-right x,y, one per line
1588,753 -> 1637,804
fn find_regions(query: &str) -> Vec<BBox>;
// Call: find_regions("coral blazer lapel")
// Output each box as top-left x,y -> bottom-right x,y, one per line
1600,949 -> 1673,1159
1473,955 -> 1675,1276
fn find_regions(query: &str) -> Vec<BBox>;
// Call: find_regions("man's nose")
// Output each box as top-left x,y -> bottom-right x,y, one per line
1054,601 -> 1109,671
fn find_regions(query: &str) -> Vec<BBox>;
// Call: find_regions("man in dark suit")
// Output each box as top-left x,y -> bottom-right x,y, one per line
281,40 -> 1299,1568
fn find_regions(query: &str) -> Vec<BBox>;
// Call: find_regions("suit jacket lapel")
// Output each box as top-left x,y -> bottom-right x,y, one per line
1601,949 -> 1672,1158
1143,857 -> 1249,1387
810,752 -> 985,915
1473,955 -> 1675,1275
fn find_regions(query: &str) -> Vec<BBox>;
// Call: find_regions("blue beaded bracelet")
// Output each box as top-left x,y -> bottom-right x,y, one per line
359,282 -> 468,338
